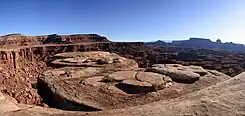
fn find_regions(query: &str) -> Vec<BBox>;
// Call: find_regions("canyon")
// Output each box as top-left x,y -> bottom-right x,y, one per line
0,34 -> 244,116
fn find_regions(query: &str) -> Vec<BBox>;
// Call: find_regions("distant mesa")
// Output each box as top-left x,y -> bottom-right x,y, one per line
145,38 -> 245,52
0,33 -> 110,46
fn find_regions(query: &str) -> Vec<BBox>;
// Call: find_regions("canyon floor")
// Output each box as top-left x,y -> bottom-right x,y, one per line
0,34 -> 245,116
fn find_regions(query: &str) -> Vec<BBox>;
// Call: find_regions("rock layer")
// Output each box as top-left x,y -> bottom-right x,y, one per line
150,64 -> 204,83
37,51 -> 231,112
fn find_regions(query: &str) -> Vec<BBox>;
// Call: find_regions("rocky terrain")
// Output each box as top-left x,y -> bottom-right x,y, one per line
0,51 -> 244,116
109,44 -> 245,77
0,34 -> 244,116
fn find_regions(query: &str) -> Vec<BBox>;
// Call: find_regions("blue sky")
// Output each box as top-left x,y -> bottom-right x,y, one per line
0,0 -> 245,43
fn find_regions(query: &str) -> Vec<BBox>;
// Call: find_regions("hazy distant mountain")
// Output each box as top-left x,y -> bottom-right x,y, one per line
145,38 -> 245,52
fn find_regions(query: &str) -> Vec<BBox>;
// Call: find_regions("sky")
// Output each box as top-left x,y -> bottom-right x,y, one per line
0,0 -> 245,43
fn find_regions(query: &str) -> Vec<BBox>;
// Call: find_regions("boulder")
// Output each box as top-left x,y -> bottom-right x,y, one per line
150,64 -> 201,83
136,72 -> 172,90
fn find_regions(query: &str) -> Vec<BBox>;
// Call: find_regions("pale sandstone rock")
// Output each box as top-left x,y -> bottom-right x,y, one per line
103,71 -> 137,82
136,72 -> 172,89
81,76 -> 104,87
118,79 -> 153,94
52,51 -> 138,70
107,85 -> 127,95
151,64 -> 201,83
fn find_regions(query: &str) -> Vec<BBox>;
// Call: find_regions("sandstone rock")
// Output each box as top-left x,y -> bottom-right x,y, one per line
81,76 -> 104,87
52,51 -> 138,70
2,70 -> 244,116
0,64 -> 235,116
42,67 -> 102,80
103,71 -> 137,82
0,92 -> 20,113
187,65 -> 208,76
98,57 -> 114,64
136,72 -> 172,89
61,57 -> 88,63
117,79 -> 153,94
107,85 -> 127,95
151,64 -> 201,83
50,70 -> 66,76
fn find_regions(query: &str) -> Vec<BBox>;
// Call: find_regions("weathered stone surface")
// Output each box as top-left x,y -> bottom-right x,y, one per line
136,72 -> 172,89
61,57 -> 88,63
42,67 -> 102,79
52,51 -> 138,70
117,79 -> 153,94
81,76 -> 104,87
150,64 -> 202,83
121,79 -> 152,88
1,70 -> 240,116
107,85 -> 127,95
103,71 -> 137,82
0,92 -> 20,113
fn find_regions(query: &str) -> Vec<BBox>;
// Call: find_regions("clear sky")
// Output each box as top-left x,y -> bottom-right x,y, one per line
0,0 -> 245,43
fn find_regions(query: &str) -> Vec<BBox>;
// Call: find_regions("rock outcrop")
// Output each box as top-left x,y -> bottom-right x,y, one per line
0,57 -> 242,116
0,34 -> 110,47
37,51 -> 231,113
0,33 -> 244,116
149,64 -> 207,83
51,51 -> 138,70
42,34 -> 109,44
0,42 -> 144,107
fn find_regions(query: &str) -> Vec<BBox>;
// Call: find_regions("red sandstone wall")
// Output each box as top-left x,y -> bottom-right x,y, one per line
0,42 -> 144,69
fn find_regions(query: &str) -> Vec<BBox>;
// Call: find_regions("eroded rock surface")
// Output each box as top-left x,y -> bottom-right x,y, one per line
52,51 -> 138,71
0,51 -> 239,116
1,68 -> 242,116
136,72 -> 172,90
103,71 -> 137,82
36,52 -> 232,112
150,64 -> 205,83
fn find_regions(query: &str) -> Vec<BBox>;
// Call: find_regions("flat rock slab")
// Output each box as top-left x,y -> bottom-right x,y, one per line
52,51 -> 138,71
1,70 -> 239,116
81,76 -> 104,87
103,71 -> 137,82
136,72 -> 172,89
39,67 -> 179,111
117,79 -> 153,94
54,51 -> 111,59
37,52 -> 232,112
61,57 -> 88,63
42,67 -> 103,80
150,64 -> 202,83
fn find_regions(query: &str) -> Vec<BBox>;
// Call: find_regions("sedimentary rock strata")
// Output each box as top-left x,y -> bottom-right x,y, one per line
150,64 -> 205,83
51,51 -> 138,70
37,51 -> 231,113
0,33 -> 243,116
0,59 -> 239,116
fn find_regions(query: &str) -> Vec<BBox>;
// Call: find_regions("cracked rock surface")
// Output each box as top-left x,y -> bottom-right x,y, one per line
37,51 -> 231,112
0,51 -> 241,116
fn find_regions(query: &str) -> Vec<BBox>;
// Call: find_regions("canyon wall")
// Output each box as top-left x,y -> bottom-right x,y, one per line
0,42 -> 144,69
